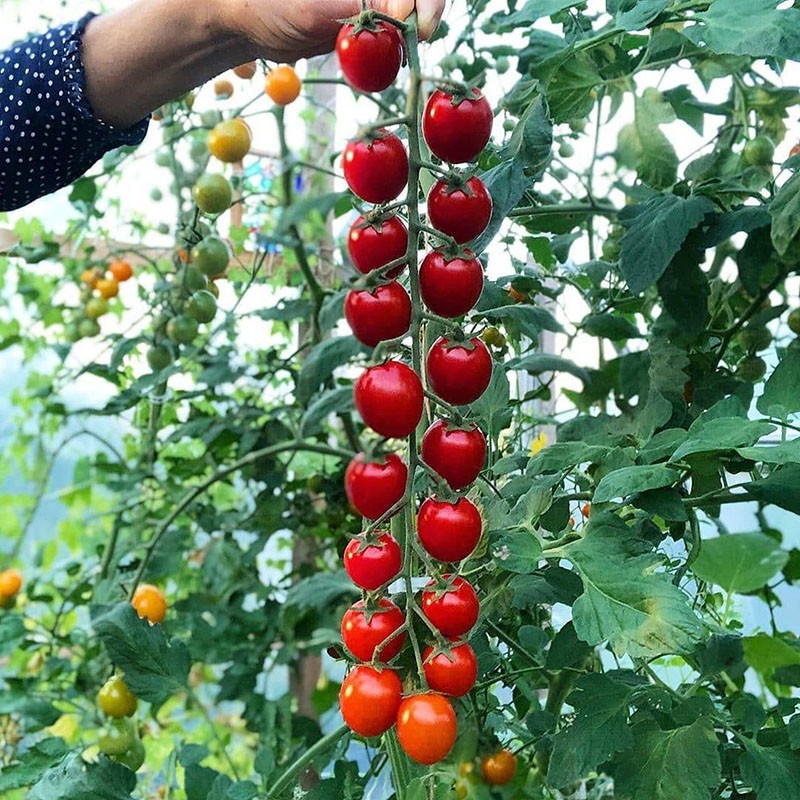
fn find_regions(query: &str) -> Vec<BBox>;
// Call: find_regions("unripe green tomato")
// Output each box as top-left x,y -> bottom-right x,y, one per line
735,355 -> 767,382
98,718 -> 137,756
113,736 -> 145,772
495,56 -> 510,74
743,135 -> 775,167
559,141 -> 575,158
481,326 -> 507,348
166,314 -> 199,344
156,223 -> 170,235
150,188 -> 163,202
78,318 -> 101,338
193,174 -> 233,215
788,308 -> 800,335
502,118 -> 516,132
147,344 -> 173,371
737,325 -> 772,352
552,166 -> 569,180
85,297 -> 109,320
602,238 -> 621,261
191,236 -> 230,277
187,290 -> 218,323
154,151 -> 172,168
64,323 -> 82,342
97,675 -> 138,718
200,109 -> 223,129
178,266 -> 209,293
569,117 -> 587,133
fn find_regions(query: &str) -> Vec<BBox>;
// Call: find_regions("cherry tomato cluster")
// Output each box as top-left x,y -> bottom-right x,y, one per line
96,674 -> 145,771
335,10 -> 494,767
65,258 -> 134,342
0,568 -> 22,609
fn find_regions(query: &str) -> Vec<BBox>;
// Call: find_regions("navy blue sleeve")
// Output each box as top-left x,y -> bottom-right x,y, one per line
0,13 -> 150,212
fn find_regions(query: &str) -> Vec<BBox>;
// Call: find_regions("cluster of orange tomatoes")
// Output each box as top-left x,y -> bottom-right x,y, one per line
67,258 -> 134,341
95,584 -> 167,772
331,11 -> 502,768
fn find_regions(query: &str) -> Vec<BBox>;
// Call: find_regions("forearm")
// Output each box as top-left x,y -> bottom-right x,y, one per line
82,0 -> 252,129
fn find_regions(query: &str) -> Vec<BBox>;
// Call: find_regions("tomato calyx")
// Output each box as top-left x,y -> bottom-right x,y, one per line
436,84 -> 487,107
340,8 -> 408,35
434,170 -> 481,196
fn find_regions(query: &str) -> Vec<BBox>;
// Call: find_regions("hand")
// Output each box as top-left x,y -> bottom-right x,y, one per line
225,0 -> 446,63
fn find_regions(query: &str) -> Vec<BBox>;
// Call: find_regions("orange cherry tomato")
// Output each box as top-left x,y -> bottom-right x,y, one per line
96,277 -> 119,299
581,503 -> 591,519
508,286 -> 527,303
214,79 -> 234,99
109,259 -> 134,282
0,569 -> 23,598
131,584 -> 167,624
790,143 -> 800,158
80,268 -> 102,288
481,749 -> 517,786
233,61 -> 257,80
208,119 -> 252,163
265,65 -> 302,106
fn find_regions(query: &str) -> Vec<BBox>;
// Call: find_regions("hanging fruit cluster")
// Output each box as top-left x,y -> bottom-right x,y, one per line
335,9 -> 493,767
65,258 -> 134,341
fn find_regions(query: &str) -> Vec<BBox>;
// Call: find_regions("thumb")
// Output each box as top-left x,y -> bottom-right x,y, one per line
376,0 -> 444,39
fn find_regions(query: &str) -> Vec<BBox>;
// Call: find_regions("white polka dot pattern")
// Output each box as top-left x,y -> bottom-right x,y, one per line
0,13 -> 150,211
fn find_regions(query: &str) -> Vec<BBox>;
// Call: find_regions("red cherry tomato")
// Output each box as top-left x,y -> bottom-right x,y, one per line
422,641 -> 478,697
428,177 -> 492,244
348,215 -> 408,277
421,576 -> 479,637
340,665 -> 402,737
345,282 -> 412,347
417,496 -> 482,561
341,597 -> 406,662
421,420 -> 486,490
419,249 -> 484,318
336,22 -> 403,93
427,337 -> 492,406
343,131 -> 408,204
354,361 -> 423,438
344,532 -> 402,591
345,452 -> 407,519
423,88 -> 493,164
396,693 -> 458,764
481,749 -> 518,785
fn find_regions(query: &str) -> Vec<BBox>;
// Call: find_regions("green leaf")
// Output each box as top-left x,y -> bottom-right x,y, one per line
92,604 -> 190,708
670,418 -> 775,461
493,531 -> 543,573
619,195 -> 714,294
771,171 -> 800,256
506,353 -> 590,383
737,439 -> 800,466
609,716 -> 721,800
757,349 -> 800,420
0,613 -> 25,656
743,633 -> 800,677
490,0 -> 582,30
548,672 -> 641,786
29,753 -> 136,800
296,337 -> 366,405
475,97 -> 553,252
564,515 -> 703,657
615,0 -> 670,30
582,313 -> 641,340
281,572 -> 359,623
534,51 -> 601,123
740,740 -> 800,800
745,465 -> 800,514
692,533 -> 788,593
300,387 -> 354,437
276,192 -> 347,234
593,464 -> 681,503
482,303 -> 563,341
685,0 -> 800,60
0,738 -> 69,792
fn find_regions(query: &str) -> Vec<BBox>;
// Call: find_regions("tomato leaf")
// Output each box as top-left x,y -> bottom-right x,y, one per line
740,740 -> 800,800
745,465 -> 800,514
757,349 -> 800,420
296,337 -> 367,405
593,464 -> 681,503
506,353 -> 590,384
29,753 -> 136,800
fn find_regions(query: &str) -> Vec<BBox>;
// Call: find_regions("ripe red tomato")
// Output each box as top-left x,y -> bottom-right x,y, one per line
336,22 -> 403,93
354,361 -> 423,438
344,532 -> 402,590
423,89 -> 493,164
481,749 -> 517,785
421,421 -> 486,490
417,497 -> 482,561
340,665 -> 403,737
345,283 -> 412,347
422,642 -> 478,697
396,693 -> 458,764
341,597 -> 406,662
427,337 -> 492,405
428,177 -> 492,244
345,453 -> 407,519
421,576 -> 479,637
343,131 -> 408,204
419,249 -> 484,318
347,215 -> 408,277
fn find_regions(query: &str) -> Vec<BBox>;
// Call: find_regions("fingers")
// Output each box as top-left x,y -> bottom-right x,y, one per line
373,0 -> 446,39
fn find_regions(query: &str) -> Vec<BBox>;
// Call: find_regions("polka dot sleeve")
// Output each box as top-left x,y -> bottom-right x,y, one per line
0,13 -> 150,212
